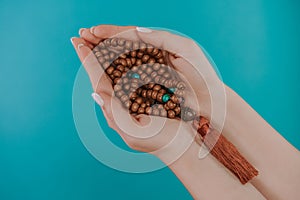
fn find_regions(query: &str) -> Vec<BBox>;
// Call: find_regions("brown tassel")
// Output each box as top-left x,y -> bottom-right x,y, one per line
193,117 -> 258,184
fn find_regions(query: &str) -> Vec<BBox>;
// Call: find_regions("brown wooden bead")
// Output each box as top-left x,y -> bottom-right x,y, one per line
146,44 -> 154,53
114,77 -> 121,84
131,102 -> 139,112
155,51 -> 163,59
158,58 -> 164,64
103,61 -> 110,68
174,106 -> 181,115
145,107 -> 152,115
119,59 -> 126,66
146,67 -> 153,74
131,57 -> 136,65
140,42 -> 147,51
130,50 -> 137,57
135,97 -> 143,104
152,48 -> 159,56
136,59 -> 142,66
114,84 -> 122,92
167,101 -> 176,109
160,109 -> 167,117
151,71 -> 158,78
126,58 -> 132,67
148,58 -> 156,63
142,54 -> 150,63
140,103 -> 146,108
167,110 -> 176,118
170,95 -> 179,103
125,40 -> 133,49
147,90 -> 152,98
120,95 -> 129,103
152,108 -> 159,116
158,68 -> 166,75
115,90 -> 124,98
153,84 -> 161,91
119,54 -> 127,59
156,93 -> 163,102
137,107 -> 145,114
116,65 -> 125,72
133,41 -> 140,50
124,100 -> 132,109
151,91 -> 158,99
141,89 -> 147,98
153,63 -> 160,71
106,66 -> 114,75
158,89 -> 166,94
130,92 -> 138,100
113,70 -> 122,78
118,38 -> 125,46
122,83 -> 130,91
137,51 -> 143,58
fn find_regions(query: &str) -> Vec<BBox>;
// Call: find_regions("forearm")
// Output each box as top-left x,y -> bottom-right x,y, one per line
222,86 -> 300,199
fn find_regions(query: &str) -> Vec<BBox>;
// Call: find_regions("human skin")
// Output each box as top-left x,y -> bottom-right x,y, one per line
71,25 -> 300,200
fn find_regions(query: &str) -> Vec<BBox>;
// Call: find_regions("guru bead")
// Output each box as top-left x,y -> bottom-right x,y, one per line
181,107 -> 196,121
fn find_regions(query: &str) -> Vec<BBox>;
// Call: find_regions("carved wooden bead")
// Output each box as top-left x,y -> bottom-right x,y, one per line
153,84 -> 161,91
151,71 -> 158,78
146,67 -> 153,74
95,51 -> 102,57
167,110 -> 176,118
131,102 -> 139,112
145,107 -> 152,115
152,108 -> 159,116
167,101 -> 176,109
117,38 -> 125,46
141,89 -> 147,98
122,83 -> 130,91
135,97 -> 143,105
144,77 -> 152,83
142,54 -> 150,63
138,107 -> 145,114
110,38 -> 118,46
177,82 -> 186,90
154,76 -> 161,83
148,58 -> 156,63
114,84 -> 122,92
125,40 -> 133,49
113,70 -> 122,78
174,106 -> 181,115
136,59 -> 142,66
151,91 -> 158,99
106,66 -> 114,75
160,109 -> 167,117
124,100 -> 132,109
133,41 -> 140,50
120,95 -> 129,103
137,51 -> 143,58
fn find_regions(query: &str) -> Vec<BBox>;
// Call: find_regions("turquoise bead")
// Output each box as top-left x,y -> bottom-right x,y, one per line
131,73 -> 140,79
168,87 -> 176,93
162,94 -> 170,103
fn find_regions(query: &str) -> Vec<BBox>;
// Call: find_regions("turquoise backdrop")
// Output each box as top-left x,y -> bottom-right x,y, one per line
0,0 -> 299,199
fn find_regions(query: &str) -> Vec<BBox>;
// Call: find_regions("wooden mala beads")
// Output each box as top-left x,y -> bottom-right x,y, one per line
92,37 -> 258,185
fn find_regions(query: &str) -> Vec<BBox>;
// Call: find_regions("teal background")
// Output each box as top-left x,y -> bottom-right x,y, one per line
1,0 -> 299,199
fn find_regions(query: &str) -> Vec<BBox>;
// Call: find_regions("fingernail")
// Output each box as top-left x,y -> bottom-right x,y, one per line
90,26 -> 95,35
79,28 -> 85,36
136,27 -> 152,33
77,43 -> 85,51
70,37 -> 75,44
92,93 -> 104,106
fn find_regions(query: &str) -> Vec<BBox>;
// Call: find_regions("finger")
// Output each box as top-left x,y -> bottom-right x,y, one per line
71,37 -> 111,92
79,28 -> 101,45
90,24 -> 136,40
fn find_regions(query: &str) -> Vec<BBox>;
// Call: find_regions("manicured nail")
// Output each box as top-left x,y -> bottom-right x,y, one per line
70,37 -> 75,44
79,28 -> 85,36
136,27 -> 152,33
90,26 -> 95,35
92,93 -> 104,106
77,43 -> 85,50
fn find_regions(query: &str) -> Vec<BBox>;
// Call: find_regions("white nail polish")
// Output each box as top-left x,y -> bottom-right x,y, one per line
77,43 -> 85,50
92,93 -> 104,106
79,28 -> 85,35
90,26 -> 95,35
136,27 -> 152,33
